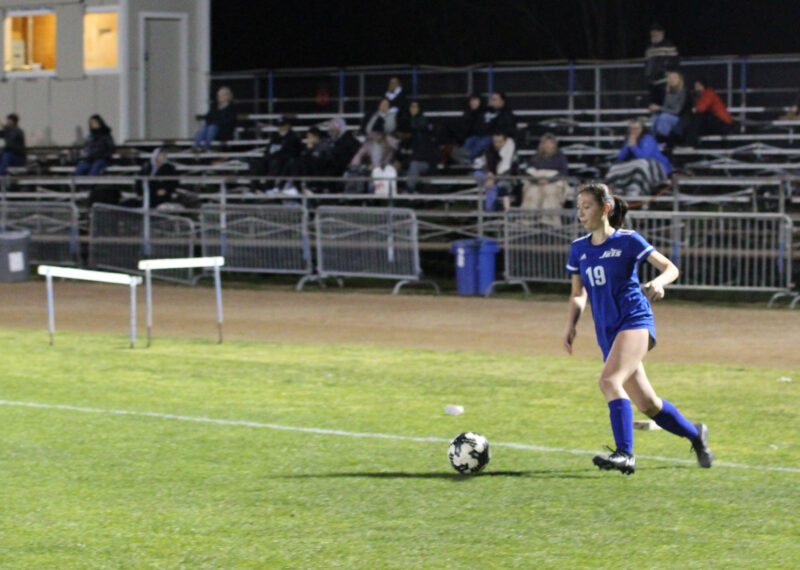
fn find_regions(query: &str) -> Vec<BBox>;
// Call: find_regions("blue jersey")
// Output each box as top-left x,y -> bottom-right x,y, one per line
566,229 -> 656,360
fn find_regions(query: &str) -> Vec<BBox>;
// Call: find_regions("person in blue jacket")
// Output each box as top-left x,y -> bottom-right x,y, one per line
563,182 -> 713,475
605,119 -> 671,200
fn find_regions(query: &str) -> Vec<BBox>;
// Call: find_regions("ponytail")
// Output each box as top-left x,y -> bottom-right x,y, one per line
608,194 -> 629,229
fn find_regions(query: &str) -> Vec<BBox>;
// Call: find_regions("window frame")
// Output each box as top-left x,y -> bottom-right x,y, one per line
3,8 -> 57,78
84,5 -> 120,75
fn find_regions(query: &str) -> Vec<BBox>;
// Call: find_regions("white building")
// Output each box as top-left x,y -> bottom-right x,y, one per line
0,0 -> 210,146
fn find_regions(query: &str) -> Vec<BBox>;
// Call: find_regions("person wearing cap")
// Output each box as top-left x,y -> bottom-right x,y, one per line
263,118 -> 303,190
644,24 -> 679,106
193,86 -> 236,151
0,113 -> 26,175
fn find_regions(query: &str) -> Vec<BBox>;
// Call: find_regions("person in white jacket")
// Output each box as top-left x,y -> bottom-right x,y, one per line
480,132 -> 516,211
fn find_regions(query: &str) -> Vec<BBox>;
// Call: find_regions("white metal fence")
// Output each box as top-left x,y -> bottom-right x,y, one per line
494,208 -> 793,294
89,204 -> 196,283
301,206 -> 438,294
0,201 -> 79,265
200,204 -> 312,279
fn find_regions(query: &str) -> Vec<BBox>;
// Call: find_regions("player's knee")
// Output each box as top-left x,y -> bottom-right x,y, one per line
597,374 -> 622,392
637,398 -> 661,417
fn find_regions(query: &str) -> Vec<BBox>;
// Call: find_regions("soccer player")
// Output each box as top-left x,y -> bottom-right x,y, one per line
563,183 -> 712,475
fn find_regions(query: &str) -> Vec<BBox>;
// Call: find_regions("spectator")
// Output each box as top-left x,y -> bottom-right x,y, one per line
480,131 -> 517,211
363,97 -> 397,138
463,92 -> 516,161
687,78 -> 733,146
644,23 -> 679,106
385,76 -> 408,117
295,127 -> 331,191
346,132 -> 395,193
263,118 -> 303,190
452,94 -> 488,164
521,133 -> 572,222
75,114 -> 115,176
397,101 -> 437,193
606,119 -> 671,200
779,91 -> 800,120
324,117 -> 359,176
650,70 -> 689,144
0,113 -> 26,175
193,86 -> 236,151
121,147 -> 178,208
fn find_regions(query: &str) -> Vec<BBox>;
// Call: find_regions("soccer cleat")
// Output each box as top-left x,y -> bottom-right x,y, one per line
593,447 -> 636,475
691,423 -> 713,468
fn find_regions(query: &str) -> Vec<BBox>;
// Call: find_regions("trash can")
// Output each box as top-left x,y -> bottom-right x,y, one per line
0,230 -> 31,283
451,239 -> 480,296
476,239 -> 500,295
451,238 -> 500,296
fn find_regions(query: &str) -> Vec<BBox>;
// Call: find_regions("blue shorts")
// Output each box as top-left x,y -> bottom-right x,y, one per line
598,318 -> 657,362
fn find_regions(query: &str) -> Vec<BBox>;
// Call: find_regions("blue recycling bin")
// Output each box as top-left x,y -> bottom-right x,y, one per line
451,239 -> 500,296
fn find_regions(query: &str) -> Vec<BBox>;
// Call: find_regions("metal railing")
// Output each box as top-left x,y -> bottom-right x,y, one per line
300,205 -> 439,294
209,54 -> 800,124
491,208 -> 793,294
200,204 -> 312,278
0,201 -> 79,265
89,204 -> 196,284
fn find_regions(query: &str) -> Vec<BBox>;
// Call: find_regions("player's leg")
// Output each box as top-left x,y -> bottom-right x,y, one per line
624,364 -> 713,468
592,329 -> 649,474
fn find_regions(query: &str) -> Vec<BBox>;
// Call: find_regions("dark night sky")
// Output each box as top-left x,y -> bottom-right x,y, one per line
211,1 -> 800,71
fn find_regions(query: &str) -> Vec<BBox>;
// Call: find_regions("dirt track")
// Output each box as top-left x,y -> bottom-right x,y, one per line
1,281 -> 798,368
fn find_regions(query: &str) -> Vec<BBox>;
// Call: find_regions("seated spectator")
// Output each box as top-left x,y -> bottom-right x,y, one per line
650,70 -> 689,145
323,116 -> 359,176
385,76 -> 408,118
346,133 -> 395,194
479,132 -> 517,212
0,113 -> 26,175
687,78 -> 733,146
140,147 -> 178,208
396,101 -> 437,193
295,127 -> 332,191
521,133 -> 572,223
462,92 -> 516,161
193,86 -> 236,151
75,114 -> 115,176
263,118 -> 303,190
605,119 -> 671,200
363,97 -> 398,138
451,94 -> 487,165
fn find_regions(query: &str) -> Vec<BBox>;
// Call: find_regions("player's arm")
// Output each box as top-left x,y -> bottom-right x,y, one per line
564,274 -> 587,355
643,249 -> 679,302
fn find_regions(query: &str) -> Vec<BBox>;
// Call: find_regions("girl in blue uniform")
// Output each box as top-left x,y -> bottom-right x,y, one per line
564,183 -> 712,474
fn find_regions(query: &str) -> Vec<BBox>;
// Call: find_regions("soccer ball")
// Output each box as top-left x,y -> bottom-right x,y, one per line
447,432 -> 490,475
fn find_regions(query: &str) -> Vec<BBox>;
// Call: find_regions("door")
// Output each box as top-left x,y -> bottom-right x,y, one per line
141,15 -> 187,139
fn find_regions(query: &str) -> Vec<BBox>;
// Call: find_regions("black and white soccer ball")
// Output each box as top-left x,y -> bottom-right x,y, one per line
447,432 -> 490,475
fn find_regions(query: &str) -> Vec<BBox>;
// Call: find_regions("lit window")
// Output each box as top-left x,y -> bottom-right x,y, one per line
3,12 -> 57,72
84,12 -> 118,70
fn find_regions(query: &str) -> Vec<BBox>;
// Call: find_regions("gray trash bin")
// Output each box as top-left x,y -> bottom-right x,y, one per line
0,230 -> 31,282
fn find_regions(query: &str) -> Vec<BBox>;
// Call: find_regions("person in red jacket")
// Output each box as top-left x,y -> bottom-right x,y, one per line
687,79 -> 733,146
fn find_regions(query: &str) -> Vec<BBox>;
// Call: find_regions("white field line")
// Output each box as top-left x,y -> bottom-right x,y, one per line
1,399 -> 798,474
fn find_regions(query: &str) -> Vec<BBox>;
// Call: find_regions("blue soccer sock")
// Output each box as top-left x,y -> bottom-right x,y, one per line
651,399 -> 699,441
608,398 -> 634,454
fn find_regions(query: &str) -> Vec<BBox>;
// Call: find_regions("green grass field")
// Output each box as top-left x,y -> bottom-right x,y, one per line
1,328 -> 798,568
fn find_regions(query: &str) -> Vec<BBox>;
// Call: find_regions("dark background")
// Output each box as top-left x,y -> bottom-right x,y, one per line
211,0 -> 799,71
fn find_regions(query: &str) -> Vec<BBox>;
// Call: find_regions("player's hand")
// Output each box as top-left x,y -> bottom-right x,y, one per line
643,280 -> 665,302
563,327 -> 576,355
